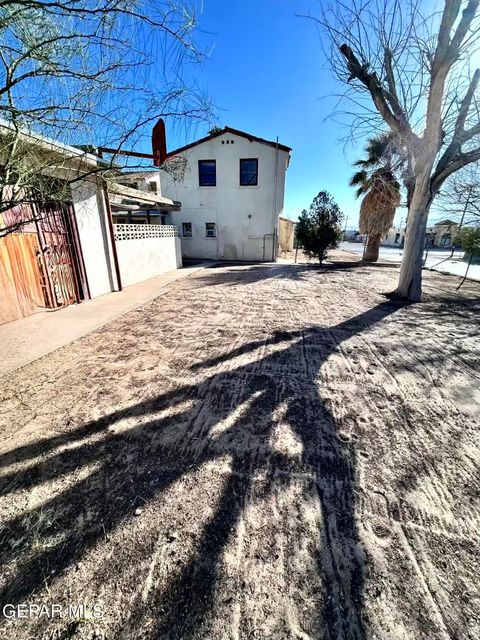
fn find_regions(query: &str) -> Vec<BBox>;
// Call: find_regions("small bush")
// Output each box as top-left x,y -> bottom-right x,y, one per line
295,191 -> 343,265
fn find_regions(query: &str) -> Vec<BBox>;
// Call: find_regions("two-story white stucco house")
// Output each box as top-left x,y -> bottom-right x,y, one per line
160,127 -> 291,261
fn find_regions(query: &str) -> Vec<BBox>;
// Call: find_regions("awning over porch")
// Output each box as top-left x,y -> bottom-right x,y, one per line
108,182 -> 181,212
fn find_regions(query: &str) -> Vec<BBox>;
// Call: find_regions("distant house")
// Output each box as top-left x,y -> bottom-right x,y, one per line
160,127 -> 291,261
382,225 -> 407,246
382,219 -> 459,248
428,219 -> 459,247
343,229 -> 362,242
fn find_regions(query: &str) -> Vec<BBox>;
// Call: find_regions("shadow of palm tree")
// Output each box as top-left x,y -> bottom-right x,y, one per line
0,300 -> 407,639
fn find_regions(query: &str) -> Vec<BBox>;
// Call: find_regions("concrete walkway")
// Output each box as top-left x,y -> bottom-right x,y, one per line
0,263 -> 209,375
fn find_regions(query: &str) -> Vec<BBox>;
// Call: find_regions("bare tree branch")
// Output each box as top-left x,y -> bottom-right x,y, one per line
432,146 -> 480,189
454,68 -> 480,138
0,0 -> 214,218
423,1 -> 478,152
383,47 -> 408,122
432,68 -> 480,186
434,0 -> 462,64
339,43 -> 417,143
448,0 -> 480,57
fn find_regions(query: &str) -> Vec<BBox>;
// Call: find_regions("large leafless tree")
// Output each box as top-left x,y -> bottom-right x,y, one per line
0,0 -> 212,226
319,0 -> 480,300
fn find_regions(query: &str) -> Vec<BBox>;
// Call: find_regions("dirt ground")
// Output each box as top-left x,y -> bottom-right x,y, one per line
0,261 -> 479,640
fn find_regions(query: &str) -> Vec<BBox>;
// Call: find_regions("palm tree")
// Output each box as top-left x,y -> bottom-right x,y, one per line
350,134 -> 402,262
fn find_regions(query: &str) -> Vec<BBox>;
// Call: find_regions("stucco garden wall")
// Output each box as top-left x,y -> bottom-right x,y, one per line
113,225 -> 182,287
72,180 -> 116,298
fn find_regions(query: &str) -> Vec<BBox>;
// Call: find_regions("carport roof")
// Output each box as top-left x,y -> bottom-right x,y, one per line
108,182 -> 180,210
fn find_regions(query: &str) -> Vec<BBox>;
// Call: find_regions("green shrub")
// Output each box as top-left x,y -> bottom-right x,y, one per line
455,227 -> 480,261
295,191 -> 343,265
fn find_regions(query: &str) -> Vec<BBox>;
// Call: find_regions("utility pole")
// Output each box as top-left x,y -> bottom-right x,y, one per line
343,216 -> 349,241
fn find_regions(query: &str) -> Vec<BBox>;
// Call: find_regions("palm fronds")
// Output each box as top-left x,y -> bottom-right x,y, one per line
351,133 -> 402,237
359,173 -> 401,235
349,170 -> 369,198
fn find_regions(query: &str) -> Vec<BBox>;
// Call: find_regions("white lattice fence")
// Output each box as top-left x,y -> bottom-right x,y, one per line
113,224 -> 178,241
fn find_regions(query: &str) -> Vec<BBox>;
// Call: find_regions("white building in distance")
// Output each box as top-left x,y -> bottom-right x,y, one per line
382,219 -> 459,248
160,127 -> 291,262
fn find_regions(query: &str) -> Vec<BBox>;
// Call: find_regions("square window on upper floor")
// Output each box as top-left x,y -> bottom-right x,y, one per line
198,159 -> 216,186
240,158 -> 258,186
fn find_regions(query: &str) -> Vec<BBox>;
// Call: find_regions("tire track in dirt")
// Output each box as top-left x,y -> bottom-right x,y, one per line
0,263 -> 478,640
396,525 -> 452,640
359,488 -> 478,543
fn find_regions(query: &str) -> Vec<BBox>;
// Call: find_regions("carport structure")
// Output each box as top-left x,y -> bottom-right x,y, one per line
0,121 -> 183,325
108,180 -> 180,225
0,122 -> 103,324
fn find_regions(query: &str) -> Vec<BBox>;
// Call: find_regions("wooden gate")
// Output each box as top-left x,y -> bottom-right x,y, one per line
0,233 -> 47,325
0,201 -> 88,325
37,202 -> 86,307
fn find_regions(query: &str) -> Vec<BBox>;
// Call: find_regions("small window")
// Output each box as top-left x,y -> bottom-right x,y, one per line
182,222 -> 192,237
148,181 -> 157,192
240,158 -> 258,186
205,222 -> 216,238
198,160 -> 216,186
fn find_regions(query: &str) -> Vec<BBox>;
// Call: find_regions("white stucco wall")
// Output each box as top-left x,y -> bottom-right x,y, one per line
160,132 -> 290,261
71,180 -> 116,298
115,236 -> 182,287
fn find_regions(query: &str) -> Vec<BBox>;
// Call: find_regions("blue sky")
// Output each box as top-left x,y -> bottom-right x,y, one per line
161,0 -> 387,228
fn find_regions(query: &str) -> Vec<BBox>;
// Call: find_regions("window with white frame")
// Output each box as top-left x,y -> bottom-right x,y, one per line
182,222 -> 192,237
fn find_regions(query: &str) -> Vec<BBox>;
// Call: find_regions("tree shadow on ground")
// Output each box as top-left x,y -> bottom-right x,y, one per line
0,301 -> 408,639
191,261 -> 366,289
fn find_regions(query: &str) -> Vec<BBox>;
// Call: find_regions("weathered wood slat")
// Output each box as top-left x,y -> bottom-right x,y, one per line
0,233 -> 46,324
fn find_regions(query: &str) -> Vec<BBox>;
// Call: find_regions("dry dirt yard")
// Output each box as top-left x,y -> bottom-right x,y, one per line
0,262 -> 479,640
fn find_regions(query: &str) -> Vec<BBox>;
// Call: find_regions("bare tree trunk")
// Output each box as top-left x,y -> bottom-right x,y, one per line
363,233 -> 381,262
392,174 -> 432,301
